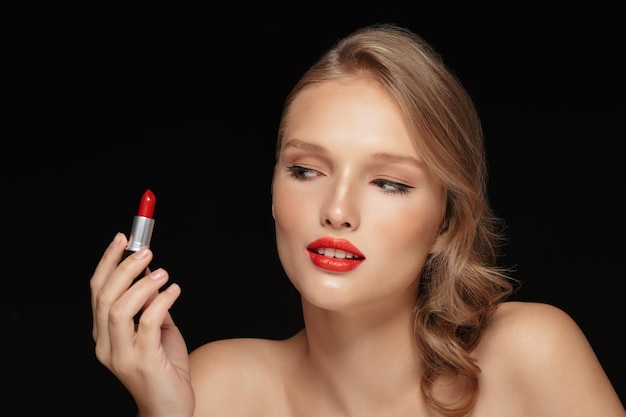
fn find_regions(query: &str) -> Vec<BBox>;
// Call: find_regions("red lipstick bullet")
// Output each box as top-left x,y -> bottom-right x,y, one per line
125,189 -> 156,257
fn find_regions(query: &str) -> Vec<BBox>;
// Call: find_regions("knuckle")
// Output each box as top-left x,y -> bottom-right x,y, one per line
108,303 -> 127,324
89,276 -> 98,292
136,313 -> 156,329
94,344 -> 109,364
96,288 -> 117,308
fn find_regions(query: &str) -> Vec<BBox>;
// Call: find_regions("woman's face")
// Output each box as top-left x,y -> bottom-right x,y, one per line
272,78 -> 446,312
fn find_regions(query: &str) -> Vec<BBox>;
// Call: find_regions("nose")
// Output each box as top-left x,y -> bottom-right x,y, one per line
320,180 -> 359,230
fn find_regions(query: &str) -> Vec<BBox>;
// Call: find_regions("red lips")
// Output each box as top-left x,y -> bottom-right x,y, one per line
307,237 -> 365,272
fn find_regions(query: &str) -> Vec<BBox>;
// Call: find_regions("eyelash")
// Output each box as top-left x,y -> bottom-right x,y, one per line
371,179 -> 413,195
287,165 -> 319,181
286,165 -> 414,195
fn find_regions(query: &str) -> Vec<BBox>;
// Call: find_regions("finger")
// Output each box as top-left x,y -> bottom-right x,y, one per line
93,247 -> 153,351
91,233 -> 127,342
91,233 -> 127,315
109,268 -> 170,355
135,282 -> 182,352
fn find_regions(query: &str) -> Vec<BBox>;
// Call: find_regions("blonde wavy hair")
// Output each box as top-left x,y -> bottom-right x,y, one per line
276,23 -> 517,416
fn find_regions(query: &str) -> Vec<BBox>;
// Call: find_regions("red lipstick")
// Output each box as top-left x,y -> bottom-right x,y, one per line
307,237 -> 365,272
123,190 -> 156,323
125,189 -> 156,257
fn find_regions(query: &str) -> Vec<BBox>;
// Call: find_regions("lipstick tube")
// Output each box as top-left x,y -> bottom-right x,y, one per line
124,189 -> 156,258
125,212 -> 155,255
124,190 -> 156,323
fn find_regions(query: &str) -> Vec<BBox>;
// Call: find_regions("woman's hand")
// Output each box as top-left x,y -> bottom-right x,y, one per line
90,232 -> 194,417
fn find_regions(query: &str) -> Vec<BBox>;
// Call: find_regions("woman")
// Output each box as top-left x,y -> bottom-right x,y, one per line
91,23 -> 625,416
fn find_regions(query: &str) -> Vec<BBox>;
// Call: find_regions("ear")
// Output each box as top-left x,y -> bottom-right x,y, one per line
429,229 -> 449,255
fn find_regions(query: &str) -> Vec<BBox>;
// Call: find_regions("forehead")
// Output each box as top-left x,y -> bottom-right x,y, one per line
282,79 -> 420,158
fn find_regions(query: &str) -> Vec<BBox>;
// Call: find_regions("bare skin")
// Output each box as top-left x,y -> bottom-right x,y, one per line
92,239 -> 625,417
188,301 -> 624,417
91,78 -> 625,417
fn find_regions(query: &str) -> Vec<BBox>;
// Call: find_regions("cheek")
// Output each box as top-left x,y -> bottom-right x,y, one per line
366,198 -> 442,255
272,180 -> 315,281
272,178 -> 313,245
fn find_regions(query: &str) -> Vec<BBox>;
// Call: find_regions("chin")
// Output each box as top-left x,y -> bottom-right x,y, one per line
299,277 -> 389,314
292,275 -> 355,310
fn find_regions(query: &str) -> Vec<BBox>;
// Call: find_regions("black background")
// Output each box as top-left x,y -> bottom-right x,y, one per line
3,3 -> 624,415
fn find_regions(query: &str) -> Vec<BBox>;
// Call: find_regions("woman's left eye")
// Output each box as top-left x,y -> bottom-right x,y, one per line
371,179 -> 414,195
287,165 -> 320,181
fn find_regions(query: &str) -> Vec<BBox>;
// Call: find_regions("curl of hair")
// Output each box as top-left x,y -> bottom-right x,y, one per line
277,23 -> 517,417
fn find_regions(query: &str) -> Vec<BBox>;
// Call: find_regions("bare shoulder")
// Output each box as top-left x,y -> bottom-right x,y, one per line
480,301 -> 598,373
188,331 -> 305,416
486,301 -> 585,349
473,301 -> 625,416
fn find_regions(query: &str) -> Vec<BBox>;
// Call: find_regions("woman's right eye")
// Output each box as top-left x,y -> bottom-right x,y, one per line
286,165 -> 320,181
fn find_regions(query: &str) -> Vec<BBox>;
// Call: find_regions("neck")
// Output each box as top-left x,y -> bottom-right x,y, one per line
298,295 -> 423,414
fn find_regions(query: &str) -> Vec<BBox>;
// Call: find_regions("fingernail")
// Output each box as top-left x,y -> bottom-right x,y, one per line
165,283 -> 179,293
111,232 -> 123,247
132,248 -> 149,259
150,268 -> 165,280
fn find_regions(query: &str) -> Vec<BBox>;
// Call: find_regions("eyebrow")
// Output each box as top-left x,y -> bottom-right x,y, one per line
283,138 -> 425,169
371,152 -> 425,169
283,139 -> 327,154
